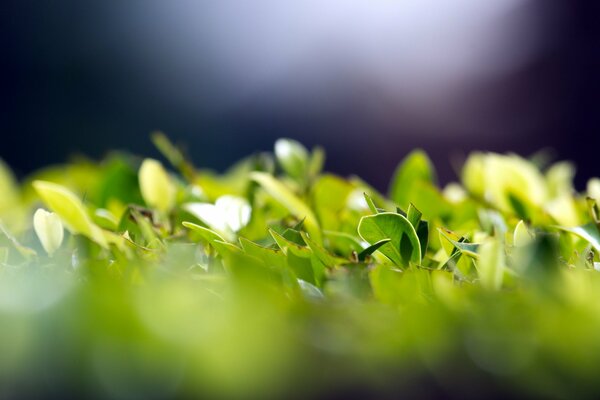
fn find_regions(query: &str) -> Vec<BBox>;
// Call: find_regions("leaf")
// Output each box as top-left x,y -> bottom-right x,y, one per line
298,279 -> 325,300
406,203 -> 422,229
358,239 -> 391,262
588,178 -> 600,201
416,220 -> 429,257
357,212 -> 421,265
33,180 -> 108,248
364,192 -> 379,214
275,138 -> 309,180
555,223 -> 600,253
477,238 -> 505,290
250,172 -> 320,241
300,231 -> 346,267
513,220 -> 534,247
239,237 -> 286,268
184,195 -> 251,238
33,209 -> 64,256
182,221 -> 227,243
308,146 -> 325,178
0,223 -> 37,260
389,150 -> 436,210
269,228 -> 312,258
139,158 -> 176,213
438,228 -> 479,259
151,131 -> 196,181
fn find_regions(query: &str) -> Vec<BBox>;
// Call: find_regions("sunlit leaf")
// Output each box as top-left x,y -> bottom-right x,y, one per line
275,138 -> 309,180
358,212 -> 421,265
139,158 -> 176,213
251,172 -> 320,240
33,209 -> 64,256
389,150 -> 436,210
477,238 -> 505,290
33,180 -> 108,248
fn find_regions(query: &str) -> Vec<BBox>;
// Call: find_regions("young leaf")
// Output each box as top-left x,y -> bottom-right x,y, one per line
477,238 -> 505,290
406,203 -> 422,229
438,228 -> 479,259
275,138 -> 309,179
308,146 -> 325,178
250,172 -> 320,241
363,193 -> 379,214
389,150 -> 436,209
513,220 -> 534,247
182,221 -> 227,243
33,209 -> 64,256
151,131 -> 196,181
357,212 -> 421,265
139,158 -> 176,213
33,180 -> 108,248
184,195 -> 251,238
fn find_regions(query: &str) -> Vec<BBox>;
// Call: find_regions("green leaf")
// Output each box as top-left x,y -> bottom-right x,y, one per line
300,231 -> 346,267
239,237 -> 286,268
416,220 -> 429,257
555,223 -> 600,253
358,239 -> 391,262
389,150 -> 436,210
33,180 -> 108,248
151,131 -> 196,181
308,147 -> 325,178
438,228 -> 479,259
363,192 -> 379,214
269,228 -> 312,258
357,212 -> 421,265
182,221 -> 227,243
250,172 -> 320,241
406,203 -> 422,229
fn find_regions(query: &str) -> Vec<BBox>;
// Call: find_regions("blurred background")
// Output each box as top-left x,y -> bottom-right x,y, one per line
1,0 -> 598,190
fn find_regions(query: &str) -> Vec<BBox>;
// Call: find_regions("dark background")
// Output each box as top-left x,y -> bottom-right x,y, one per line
1,0 -> 598,191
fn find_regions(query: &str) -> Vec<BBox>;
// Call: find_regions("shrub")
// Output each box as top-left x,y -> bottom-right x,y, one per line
1,135 -> 599,399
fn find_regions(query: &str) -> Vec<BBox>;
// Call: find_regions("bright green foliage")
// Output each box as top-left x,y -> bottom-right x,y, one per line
1,138 -> 600,399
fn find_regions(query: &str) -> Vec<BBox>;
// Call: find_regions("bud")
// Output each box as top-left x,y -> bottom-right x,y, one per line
33,208 -> 64,256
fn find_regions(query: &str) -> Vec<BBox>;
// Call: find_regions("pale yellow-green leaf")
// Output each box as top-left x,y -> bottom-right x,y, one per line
546,161 -> 575,198
32,180 -> 108,248
250,172 -> 320,241
275,138 -> 309,179
184,195 -> 251,240
139,159 -> 176,213
442,182 -> 467,204
33,209 -> 64,255
513,220 -> 533,247
462,153 -> 486,198
545,194 -> 580,227
464,153 -> 547,215
477,238 -> 505,290
588,178 -> 600,201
